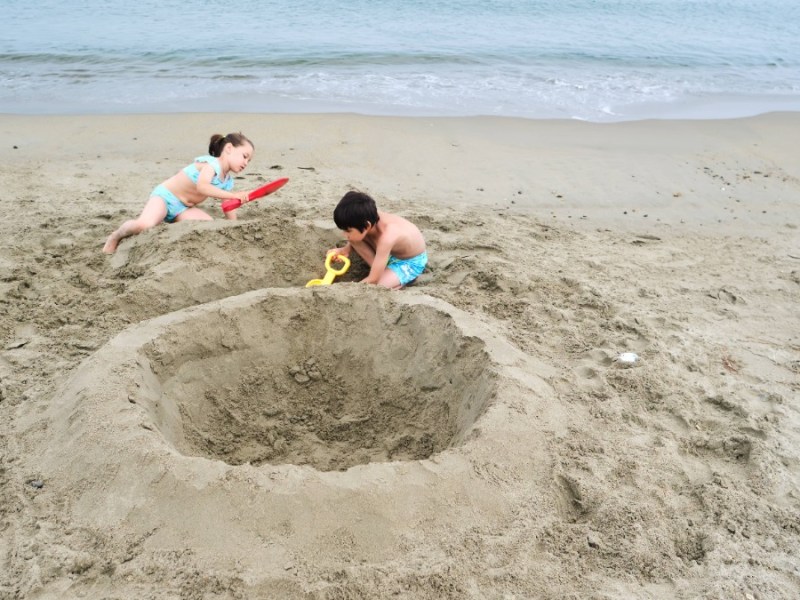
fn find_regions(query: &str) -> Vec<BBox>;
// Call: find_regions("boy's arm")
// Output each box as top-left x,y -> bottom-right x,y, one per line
362,234 -> 395,284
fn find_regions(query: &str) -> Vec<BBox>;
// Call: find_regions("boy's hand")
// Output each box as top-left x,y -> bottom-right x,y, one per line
326,246 -> 350,259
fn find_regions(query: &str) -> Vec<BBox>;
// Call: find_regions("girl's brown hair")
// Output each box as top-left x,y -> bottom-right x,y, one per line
208,132 -> 254,157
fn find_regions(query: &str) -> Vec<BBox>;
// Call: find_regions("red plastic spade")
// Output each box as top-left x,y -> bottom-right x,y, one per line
222,177 -> 289,212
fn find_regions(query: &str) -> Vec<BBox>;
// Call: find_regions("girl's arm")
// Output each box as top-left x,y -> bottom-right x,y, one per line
195,164 -> 248,202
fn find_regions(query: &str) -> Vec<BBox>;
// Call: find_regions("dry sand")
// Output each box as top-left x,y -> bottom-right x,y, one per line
0,113 -> 798,599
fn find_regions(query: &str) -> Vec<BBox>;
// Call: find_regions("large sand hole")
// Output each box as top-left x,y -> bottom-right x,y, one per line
140,289 -> 496,471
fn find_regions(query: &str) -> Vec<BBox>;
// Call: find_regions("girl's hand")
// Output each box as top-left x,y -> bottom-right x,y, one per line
236,190 -> 250,203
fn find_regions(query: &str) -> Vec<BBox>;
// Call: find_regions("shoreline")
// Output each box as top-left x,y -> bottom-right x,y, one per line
3,100 -> 800,121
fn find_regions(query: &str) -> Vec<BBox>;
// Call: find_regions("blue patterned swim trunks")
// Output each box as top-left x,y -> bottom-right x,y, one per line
386,251 -> 428,286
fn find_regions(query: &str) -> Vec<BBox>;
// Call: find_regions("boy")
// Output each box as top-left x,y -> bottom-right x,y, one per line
327,191 -> 427,289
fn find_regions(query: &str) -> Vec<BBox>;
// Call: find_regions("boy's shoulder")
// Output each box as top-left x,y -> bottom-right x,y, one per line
379,210 -> 412,224
378,212 -> 409,231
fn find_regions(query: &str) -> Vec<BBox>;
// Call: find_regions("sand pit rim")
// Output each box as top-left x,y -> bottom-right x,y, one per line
29,285 -> 554,495
15,286 -> 557,574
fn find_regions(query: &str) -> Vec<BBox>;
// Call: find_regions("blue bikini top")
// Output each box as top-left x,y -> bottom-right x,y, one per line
183,155 -> 234,191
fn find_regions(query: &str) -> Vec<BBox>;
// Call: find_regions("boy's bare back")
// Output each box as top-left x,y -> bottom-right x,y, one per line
366,211 -> 426,259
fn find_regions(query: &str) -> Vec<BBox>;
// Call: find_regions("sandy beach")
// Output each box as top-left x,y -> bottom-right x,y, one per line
1,112 -> 798,599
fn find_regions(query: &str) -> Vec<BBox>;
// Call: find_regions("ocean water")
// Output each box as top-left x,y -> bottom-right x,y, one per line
2,0 -> 799,121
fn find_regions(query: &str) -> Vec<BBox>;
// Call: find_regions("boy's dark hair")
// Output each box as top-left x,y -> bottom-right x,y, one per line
333,191 -> 380,232
208,132 -> 254,157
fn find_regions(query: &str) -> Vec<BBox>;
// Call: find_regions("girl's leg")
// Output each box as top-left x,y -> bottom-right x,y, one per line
174,207 -> 213,222
102,195 -> 167,254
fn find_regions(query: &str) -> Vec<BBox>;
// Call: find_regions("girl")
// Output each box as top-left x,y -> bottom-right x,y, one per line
103,132 -> 255,254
